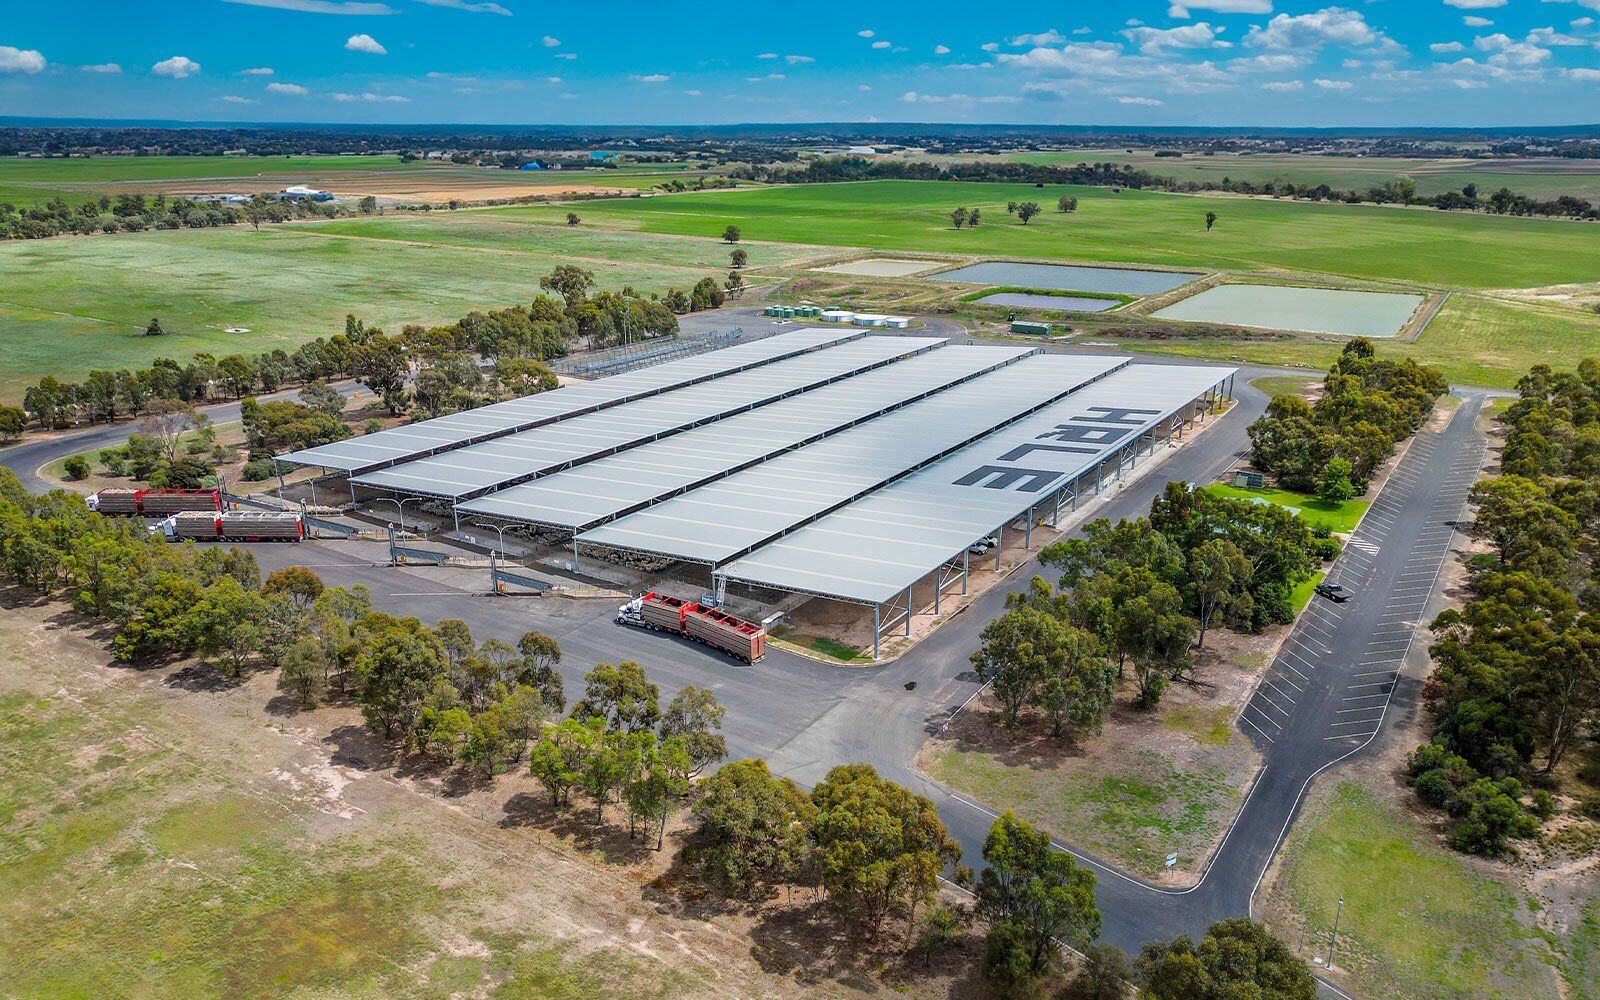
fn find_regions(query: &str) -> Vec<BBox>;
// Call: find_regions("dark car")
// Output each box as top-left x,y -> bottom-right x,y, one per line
1314,582 -> 1351,603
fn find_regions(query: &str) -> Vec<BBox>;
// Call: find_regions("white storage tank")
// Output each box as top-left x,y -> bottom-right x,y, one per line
851,313 -> 889,327
882,316 -> 911,329
820,309 -> 855,323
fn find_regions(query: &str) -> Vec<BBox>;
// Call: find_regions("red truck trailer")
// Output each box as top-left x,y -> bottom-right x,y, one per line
88,488 -> 221,516
157,511 -> 303,542
619,592 -> 766,663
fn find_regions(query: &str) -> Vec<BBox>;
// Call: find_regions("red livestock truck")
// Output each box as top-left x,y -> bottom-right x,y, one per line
618,592 -> 766,663
87,488 -> 221,516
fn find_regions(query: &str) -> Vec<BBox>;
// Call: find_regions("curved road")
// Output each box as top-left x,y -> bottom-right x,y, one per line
0,331 -> 1491,980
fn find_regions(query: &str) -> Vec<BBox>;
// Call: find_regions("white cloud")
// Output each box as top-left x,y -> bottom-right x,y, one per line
414,0 -> 511,14
1262,79 -> 1304,90
757,52 -> 778,59
744,73 -> 785,81
559,92 -> 578,99
1567,67 -> 1600,80
1528,26 -> 1589,46
1115,95 -> 1164,105
220,0 -> 394,13
900,90 -> 1020,104
1012,29 -> 1066,46
267,81 -> 308,94
1073,26 -> 1093,35
1475,32 -> 1552,66
0,46 -> 46,74
934,44 -> 951,54
684,88 -> 702,95
1229,52 -> 1309,71
1168,0 -> 1272,16
857,29 -> 875,38
331,91 -> 409,101
631,73 -> 670,83
345,33 -> 386,54
541,35 -> 560,47
980,41 -> 1000,52
1244,7 -> 1391,50
785,54 -> 814,64
858,83 -> 871,91
871,40 -> 890,49
1314,77 -> 1353,89
1000,40 -> 1235,95
1123,23 -> 1232,55
1464,16 -> 1493,27
221,95 -> 257,103
545,76 -> 561,83
152,55 -> 201,78
240,66 -> 275,75
1445,0 -> 1505,8
555,52 -> 577,60
82,62 -> 122,74
1430,41 -> 1466,53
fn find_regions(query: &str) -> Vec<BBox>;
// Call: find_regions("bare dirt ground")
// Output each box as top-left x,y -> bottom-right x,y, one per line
0,596 -> 988,998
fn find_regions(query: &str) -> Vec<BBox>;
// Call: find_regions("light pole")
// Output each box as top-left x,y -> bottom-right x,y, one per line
466,517 -> 510,558
370,495 -> 423,535
1327,896 -> 1344,971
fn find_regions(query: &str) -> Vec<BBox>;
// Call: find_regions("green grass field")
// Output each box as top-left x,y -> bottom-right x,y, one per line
0,223 -> 800,399
1203,483 -> 1369,534
487,179 -> 1600,289
1267,781 -> 1580,999
1000,150 -> 1600,202
0,154 -> 701,207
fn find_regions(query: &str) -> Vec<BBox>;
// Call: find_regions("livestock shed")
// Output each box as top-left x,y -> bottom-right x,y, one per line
286,330 -> 1235,657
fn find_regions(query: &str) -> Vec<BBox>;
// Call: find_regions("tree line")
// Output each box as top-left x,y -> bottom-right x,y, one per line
1408,360 -> 1600,856
971,481 -> 1338,732
1248,339 -> 1448,496
0,192 -> 352,241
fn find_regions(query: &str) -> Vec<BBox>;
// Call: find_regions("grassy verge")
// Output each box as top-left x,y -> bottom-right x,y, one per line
922,744 -> 1248,878
769,629 -> 869,662
1250,374 -> 1319,398
1289,571 -> 1326,615
1264,780 -> 1569,1000
1203,483 -> 1369,534
957,285 -> 1134,306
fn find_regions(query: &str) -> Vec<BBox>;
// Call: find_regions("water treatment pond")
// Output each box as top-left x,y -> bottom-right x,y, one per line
927,262 -> 1200,296
1153,284 -> 1425,337
813,258 -> 945,277
974,292 -> 1121,313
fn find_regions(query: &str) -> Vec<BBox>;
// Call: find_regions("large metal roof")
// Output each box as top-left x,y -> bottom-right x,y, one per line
575,354 -> 1133,565
719,364 -> 1235,604
276,328 -> 864,473
350,335 -> 946,499
456,345 -> 1037,531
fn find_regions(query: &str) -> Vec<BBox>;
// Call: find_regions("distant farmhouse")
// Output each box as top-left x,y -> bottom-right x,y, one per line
274,184 -> 334,202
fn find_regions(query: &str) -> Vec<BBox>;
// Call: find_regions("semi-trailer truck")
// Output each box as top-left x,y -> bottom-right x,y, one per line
87,488 -> 221,516
155,511 -> 303,542
617,592 -> 766,663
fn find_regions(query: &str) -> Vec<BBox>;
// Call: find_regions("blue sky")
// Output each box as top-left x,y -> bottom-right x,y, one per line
2,1 -> 1598,126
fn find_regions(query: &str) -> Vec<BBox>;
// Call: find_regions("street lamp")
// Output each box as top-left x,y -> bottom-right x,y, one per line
369,495 -> 424,535
1327,896 -> 1344,971
466,516 -> 510,558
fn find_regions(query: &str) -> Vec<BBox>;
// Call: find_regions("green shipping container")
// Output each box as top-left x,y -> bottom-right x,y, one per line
1012,320 -> 1052,335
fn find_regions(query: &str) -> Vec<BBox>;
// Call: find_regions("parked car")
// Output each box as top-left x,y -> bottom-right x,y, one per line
968,535 -> 1000,556
1314,582 -> 1351,603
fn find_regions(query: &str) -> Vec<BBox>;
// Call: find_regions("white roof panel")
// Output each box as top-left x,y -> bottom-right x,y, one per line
277,328 -> 864,472
719,364 -> 1235,604
457,345 -> 1037,530
575,354 -> 1133,565
351,336 -> 945,499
